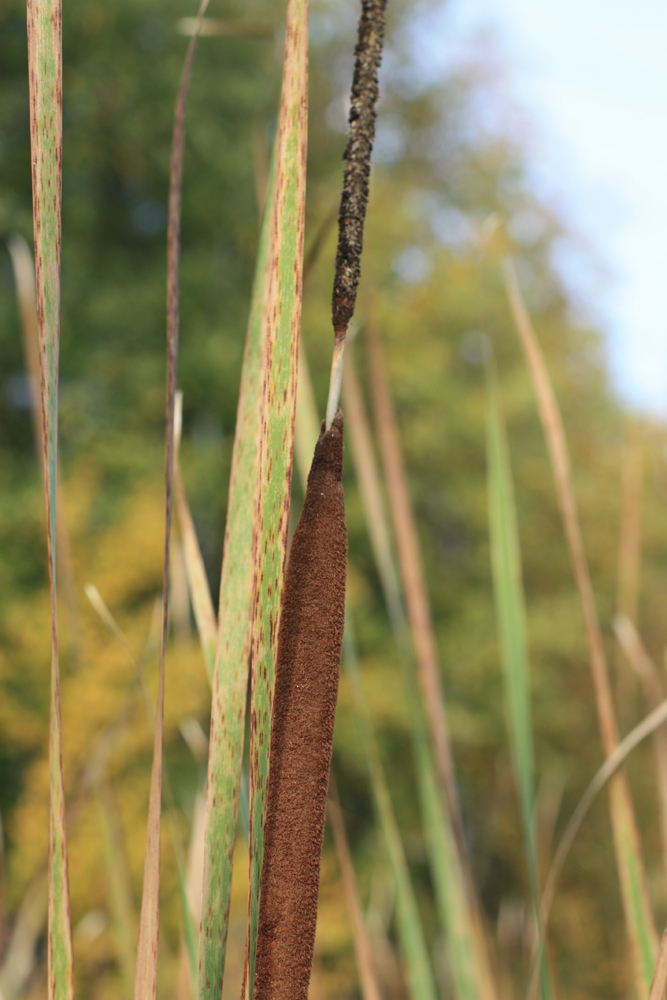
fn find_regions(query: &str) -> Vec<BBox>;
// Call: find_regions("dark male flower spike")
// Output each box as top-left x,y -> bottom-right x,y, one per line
326,0 -> 388,429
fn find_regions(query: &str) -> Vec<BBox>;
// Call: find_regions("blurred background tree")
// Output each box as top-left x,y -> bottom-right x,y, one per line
1,1 -> 667,998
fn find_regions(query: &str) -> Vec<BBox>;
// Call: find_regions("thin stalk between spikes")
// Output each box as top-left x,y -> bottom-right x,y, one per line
325,0 -> 387,430
133,4 -> 209,999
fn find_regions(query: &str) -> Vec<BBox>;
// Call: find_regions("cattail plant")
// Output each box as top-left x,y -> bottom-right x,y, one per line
252,3 -> 386,997
17,1 -> 667,999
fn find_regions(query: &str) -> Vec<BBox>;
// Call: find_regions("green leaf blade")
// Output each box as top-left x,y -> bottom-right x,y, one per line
196,139 -> 276,1000
245,2 -> 309,994
485,362 -> 553,1000
26,3 -> 74,999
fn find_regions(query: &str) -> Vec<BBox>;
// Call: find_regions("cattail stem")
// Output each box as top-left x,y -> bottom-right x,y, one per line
325,337 -> 347,431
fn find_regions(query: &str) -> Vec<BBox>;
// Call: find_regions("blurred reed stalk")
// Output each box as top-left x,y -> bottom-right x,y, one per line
7,235 -> 80,662
123,5 -> 212,993
344,341 -> 498,1000
502,256 -> 658,993
25,1 -> 74,998
327,777 -> 383,1000
614,614 -> 667,887
485,358 -> 554,1000
649,928 -> 667,1000
531,693 -> 667,998
615,425 -> 644,727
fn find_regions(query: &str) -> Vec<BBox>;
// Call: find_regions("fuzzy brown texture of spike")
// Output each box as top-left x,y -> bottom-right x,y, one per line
254,410 -> 347,1000
331,0 -> 387,340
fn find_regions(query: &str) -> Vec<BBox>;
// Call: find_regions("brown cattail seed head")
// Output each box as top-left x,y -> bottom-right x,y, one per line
254,410 -> 347,1000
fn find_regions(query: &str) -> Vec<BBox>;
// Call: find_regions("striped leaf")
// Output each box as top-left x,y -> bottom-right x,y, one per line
245,1 -> 308,993
196,117 -> 277,1000
26,3 -> 74,1000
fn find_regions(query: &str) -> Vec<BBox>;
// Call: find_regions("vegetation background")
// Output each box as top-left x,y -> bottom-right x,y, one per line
1,0 -> 667,998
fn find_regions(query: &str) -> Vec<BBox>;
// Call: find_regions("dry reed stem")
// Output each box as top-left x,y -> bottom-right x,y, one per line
503,257 -> 619,752
503,255 -> 658,990
346,345 -> 497,1000
617,430 -> 643,626
328,778 -> 383,1000
614,615 -> 667,886
254,414 -> 347,1000
0,815 -> 6,958
133,5 -> 209,997
177,18 -> 275,38
173,394 -> 217,679
303,205 -> 338,287
95,779 -> 137,995
616,427 -> 644,728
649,927 -> 667,1000
342,354 -> 399,610
7,235 -> 80,659
527,696 -> 667,1000
363,306 -> 464,854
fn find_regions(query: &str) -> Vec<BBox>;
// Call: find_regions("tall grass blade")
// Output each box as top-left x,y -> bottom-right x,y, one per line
245,1 -> 308,991
527,696 -> 667,1000
25,3 -> 73,999
502,255 -> 658,993
134,9 -> 209,995
0,872 -> 48,1000
617,428 -> 643,626
485,362 -> 553,999
343,624 -> 438,1000
294,347 -> 321,491
174,393 -> 216,682
363,307 -> 464,852
7,234 -> 80,658
84,584 -> 199,992
350,341 -> 496,1000
486,361 -> 536,879
177,18 -> 275,38
328,777 -> 383,1000
614,615 -> 667,886
649,928 -> 667,1000
7,235 -> 42,457
344,353 -> 494,1000
95,780 -> 137,996
616,427 -> 644,729
0,811 -> 6,958
196,100 -> 278,1000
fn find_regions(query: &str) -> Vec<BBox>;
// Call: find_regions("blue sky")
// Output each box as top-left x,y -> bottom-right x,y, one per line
417,0 -> 667,413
